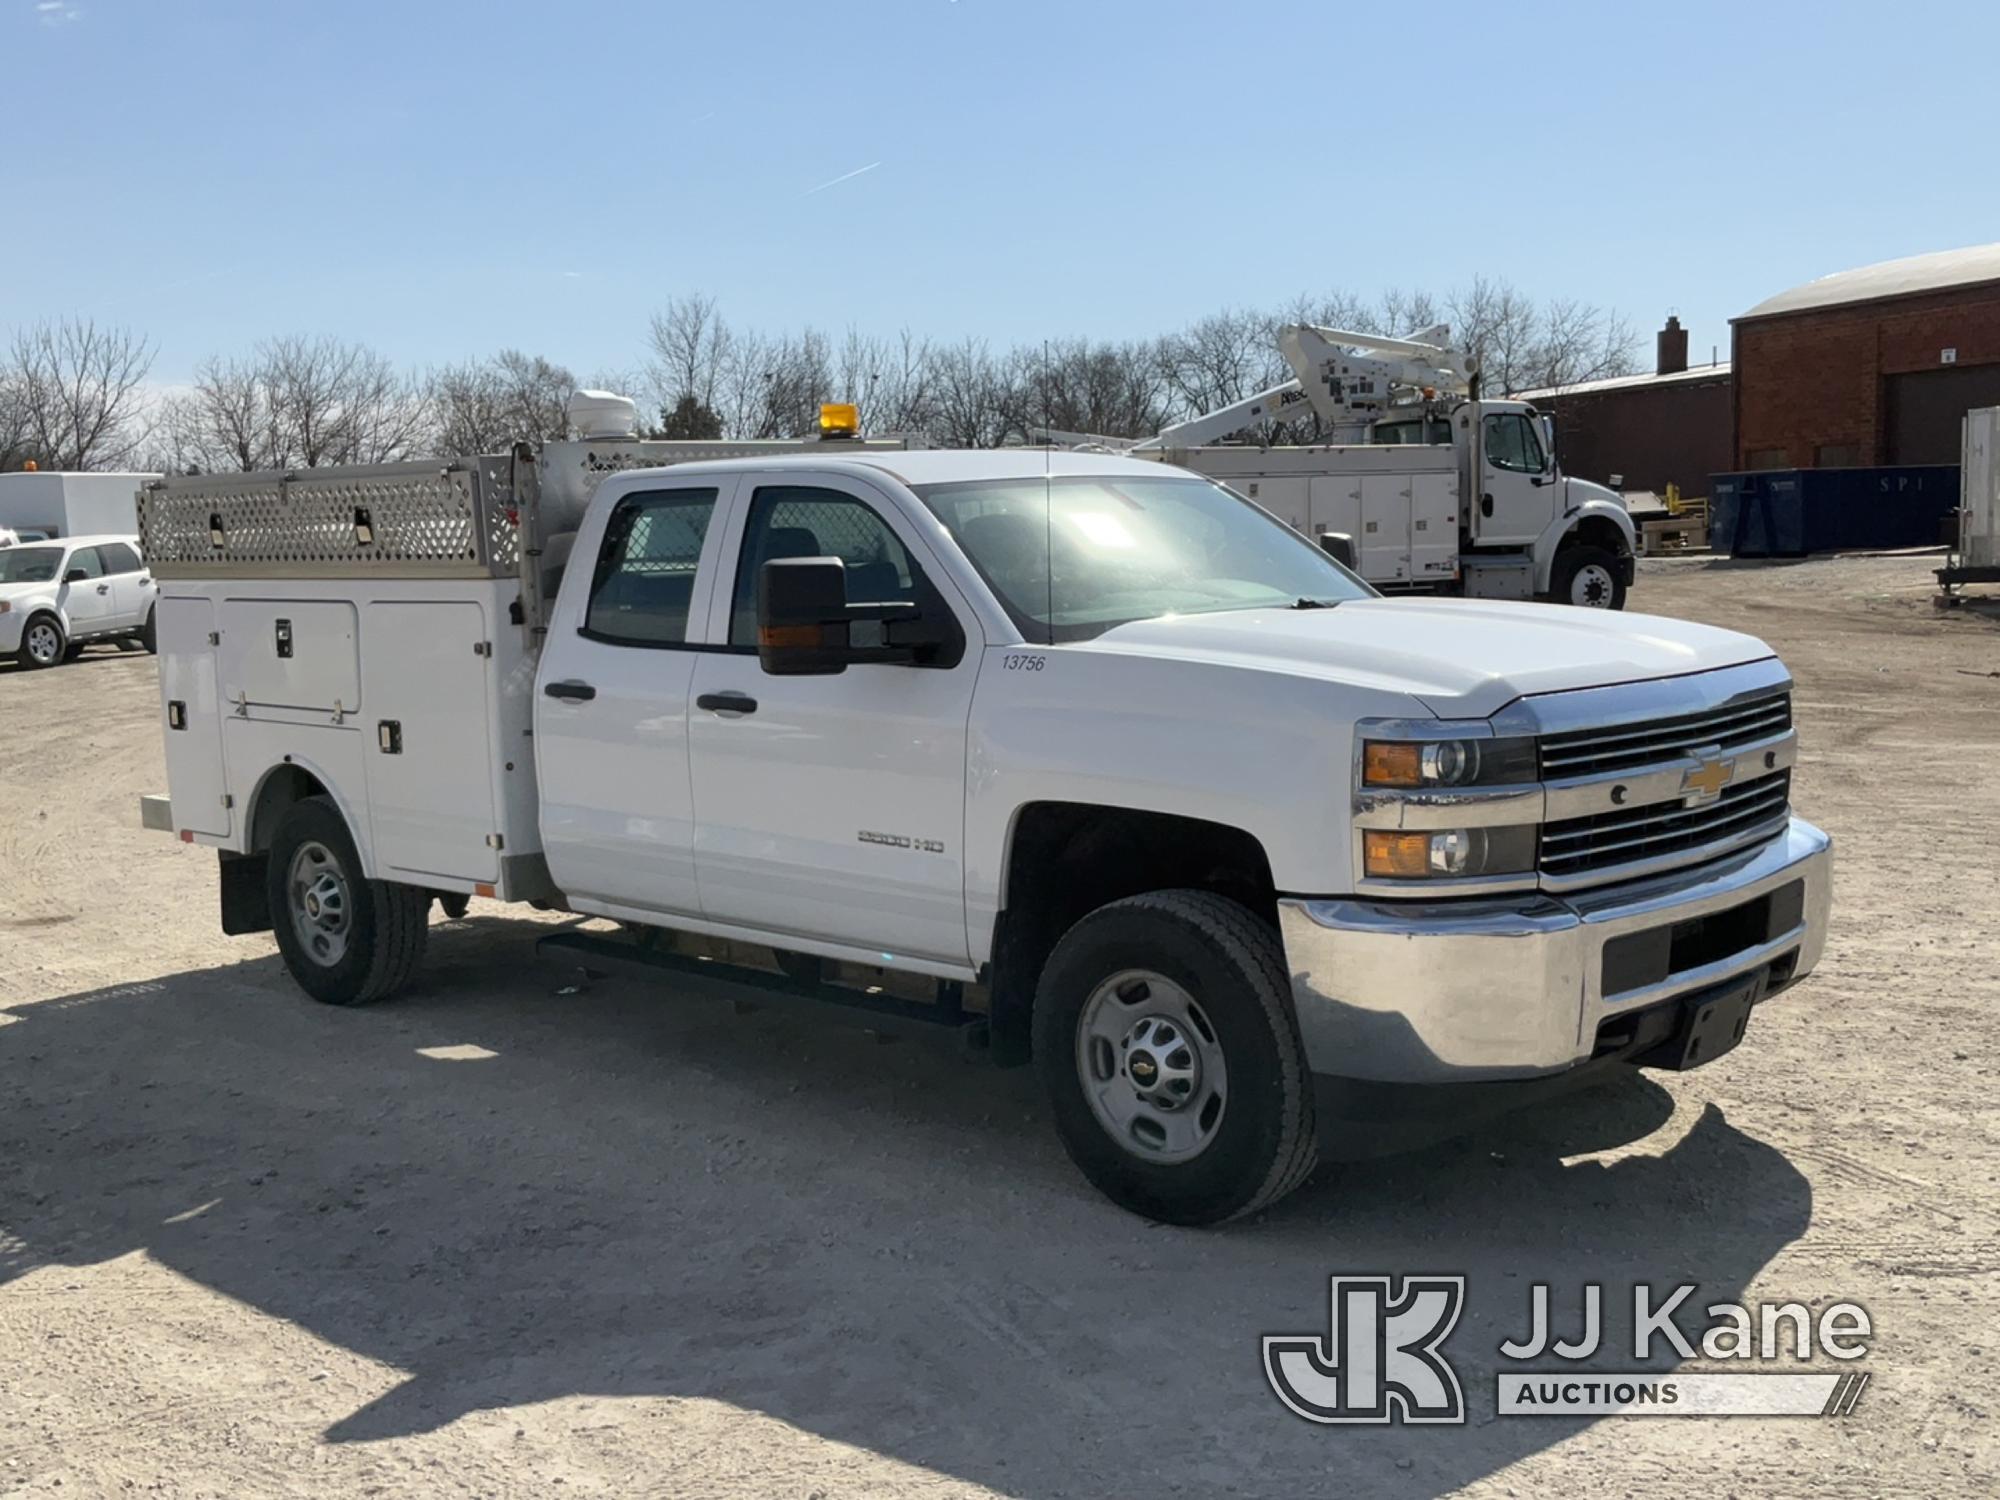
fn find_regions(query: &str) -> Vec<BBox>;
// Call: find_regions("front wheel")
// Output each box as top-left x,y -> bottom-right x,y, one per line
1549,544 -> 1628,610
266,796 -> 429,1005
17,615 -> 65,669
141,606 -> 158,654
1033,890 -> 1318,1225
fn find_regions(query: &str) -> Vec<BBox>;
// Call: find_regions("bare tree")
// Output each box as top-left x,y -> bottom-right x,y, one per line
0,370 -> 35,471
929,338 -> 1012,448
646,295 -> 732,419
254,336 -> 430,467
155,355 -> 281,473
431,349 -> 576,456
6,318 -> 154,470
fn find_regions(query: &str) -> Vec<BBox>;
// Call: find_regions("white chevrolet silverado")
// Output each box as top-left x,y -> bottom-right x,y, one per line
139,445 -> 1831,1223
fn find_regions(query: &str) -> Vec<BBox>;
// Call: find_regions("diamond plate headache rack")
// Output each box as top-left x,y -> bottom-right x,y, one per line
138,456 -> 523,579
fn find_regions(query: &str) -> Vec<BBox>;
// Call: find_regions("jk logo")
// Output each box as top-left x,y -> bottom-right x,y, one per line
1264,1275 -> 1466,1424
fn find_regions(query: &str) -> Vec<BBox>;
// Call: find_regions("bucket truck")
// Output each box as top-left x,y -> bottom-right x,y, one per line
1048,326 -> 1638,609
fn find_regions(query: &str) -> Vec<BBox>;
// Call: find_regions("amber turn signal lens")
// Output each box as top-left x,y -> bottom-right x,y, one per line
759,624 -> 826,649
1363,830 -> 1433,878
1363,741 -> 1424,788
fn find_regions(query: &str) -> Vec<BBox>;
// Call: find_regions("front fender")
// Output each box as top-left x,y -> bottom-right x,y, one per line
1531,497 -> 1637,592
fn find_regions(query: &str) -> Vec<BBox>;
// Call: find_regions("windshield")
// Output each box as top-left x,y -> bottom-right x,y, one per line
0,546 -> 63,584
913,474 -> 1374,642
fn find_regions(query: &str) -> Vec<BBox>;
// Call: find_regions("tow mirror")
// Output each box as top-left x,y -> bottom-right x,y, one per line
757,556 -> 949,676
1317,532 -> 1358,570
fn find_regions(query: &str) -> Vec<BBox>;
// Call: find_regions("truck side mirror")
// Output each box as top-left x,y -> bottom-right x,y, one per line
758,556 -> 855,676
758,556 -> 953,676
1318,532 -> 1358,570
1539,414 -> 1558,472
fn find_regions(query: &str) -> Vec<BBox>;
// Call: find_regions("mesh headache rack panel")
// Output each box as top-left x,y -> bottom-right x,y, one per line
139,456 -> 522,579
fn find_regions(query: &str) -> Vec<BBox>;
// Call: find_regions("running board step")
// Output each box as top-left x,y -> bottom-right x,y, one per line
534,928 -> 990,1055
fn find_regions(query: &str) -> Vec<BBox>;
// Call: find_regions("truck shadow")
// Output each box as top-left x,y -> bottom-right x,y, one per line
0,916 -> 1812,1497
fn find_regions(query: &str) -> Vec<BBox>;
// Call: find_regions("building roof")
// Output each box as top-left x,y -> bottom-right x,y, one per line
1512,362 -> 1731,402
1738,242 -> 2000,321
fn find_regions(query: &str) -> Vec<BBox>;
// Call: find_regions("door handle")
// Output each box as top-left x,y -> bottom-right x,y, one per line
96,583 -> 110,594
696,691 -> 758,715
543,680 -> 596,702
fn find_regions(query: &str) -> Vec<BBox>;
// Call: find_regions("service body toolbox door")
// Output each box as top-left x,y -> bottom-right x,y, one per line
157,596 -> 232,838
533,477 -> 737,920
362,600 -> 500,885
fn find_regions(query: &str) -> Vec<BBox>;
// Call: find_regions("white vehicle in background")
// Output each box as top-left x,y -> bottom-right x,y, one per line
0,535 -> 159,668
137,416 -> 1831,1224
0,469 -> 156,541
1044,325 -> 1640,609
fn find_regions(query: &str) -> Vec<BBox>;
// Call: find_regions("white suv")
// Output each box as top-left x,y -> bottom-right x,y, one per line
0,534 -> 159,669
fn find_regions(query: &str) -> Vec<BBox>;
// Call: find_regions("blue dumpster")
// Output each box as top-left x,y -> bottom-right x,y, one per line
1709,466 -> 1958,557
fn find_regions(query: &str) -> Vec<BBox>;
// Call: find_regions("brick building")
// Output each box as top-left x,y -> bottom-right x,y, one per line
1516,316 -> 1732,499
1732,242 -> 2000,469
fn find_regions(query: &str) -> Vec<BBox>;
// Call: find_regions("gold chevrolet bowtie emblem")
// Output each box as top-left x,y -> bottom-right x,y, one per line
1681,756 -> 1735,802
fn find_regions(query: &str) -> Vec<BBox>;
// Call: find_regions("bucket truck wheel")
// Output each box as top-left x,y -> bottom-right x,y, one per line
1033,890 -> 1317,1225
1550,544 -> 1627,610
267,796 -> 430,1006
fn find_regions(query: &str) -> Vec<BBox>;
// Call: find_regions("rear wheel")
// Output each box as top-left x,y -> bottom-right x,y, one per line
1033,890 -> 1317,1225
17,615 -> 64,669
140,606 -> 158,654
1549,544 -> 1627,610
266,796 -> 429,1005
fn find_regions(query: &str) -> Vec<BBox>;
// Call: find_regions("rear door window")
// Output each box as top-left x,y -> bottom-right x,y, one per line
98,542 -> 142,574
582,487 -> 720,646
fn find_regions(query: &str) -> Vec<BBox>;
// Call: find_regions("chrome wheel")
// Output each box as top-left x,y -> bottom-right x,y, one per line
1569,562 -> 1616,607
287,840 -> 351,967
1075,969 -> 1228,1164
24,621 -> 61,665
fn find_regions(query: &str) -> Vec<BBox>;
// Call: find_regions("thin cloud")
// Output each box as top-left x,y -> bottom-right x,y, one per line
37,2 -> 82,24
804,160 -> 881,196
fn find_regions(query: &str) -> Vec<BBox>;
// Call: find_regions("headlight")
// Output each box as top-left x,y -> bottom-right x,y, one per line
1363,826 -> 1537,879
1362,734 -> 1537,788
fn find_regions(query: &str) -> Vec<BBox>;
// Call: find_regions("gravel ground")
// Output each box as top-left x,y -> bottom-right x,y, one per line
1,554 -> 1995,1499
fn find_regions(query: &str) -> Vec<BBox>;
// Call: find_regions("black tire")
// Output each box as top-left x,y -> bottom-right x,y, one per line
141,606 -> 158,654
1548,544 -> 1628,610
266,796 -> 429,1006
16,613 -> 64,670
435,891 -> 470,921
1032,889 -> 1318,1225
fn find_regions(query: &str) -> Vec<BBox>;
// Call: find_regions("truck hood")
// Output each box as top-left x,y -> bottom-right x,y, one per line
1081,599 -> 1774,718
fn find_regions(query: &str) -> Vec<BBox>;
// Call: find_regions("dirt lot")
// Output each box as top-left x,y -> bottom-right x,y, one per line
1,554 -> 1995,1499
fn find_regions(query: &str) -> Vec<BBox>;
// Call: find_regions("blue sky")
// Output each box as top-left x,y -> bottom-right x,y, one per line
8,0 -> 1997,384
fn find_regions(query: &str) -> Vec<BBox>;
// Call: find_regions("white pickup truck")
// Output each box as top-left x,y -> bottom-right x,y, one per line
139,442 -> 1831,1223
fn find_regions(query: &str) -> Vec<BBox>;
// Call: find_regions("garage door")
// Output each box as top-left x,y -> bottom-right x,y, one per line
1885,363 -> 2000,464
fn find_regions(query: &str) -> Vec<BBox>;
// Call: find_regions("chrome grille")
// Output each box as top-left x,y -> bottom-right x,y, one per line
1540,770 -> 1792,880
1538,690 -> 1792,778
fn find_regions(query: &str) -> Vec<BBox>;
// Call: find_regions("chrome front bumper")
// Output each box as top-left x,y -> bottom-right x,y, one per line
1279,817 -> 1832,1084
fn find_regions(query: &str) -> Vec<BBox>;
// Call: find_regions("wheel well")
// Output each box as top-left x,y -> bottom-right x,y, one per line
985,802 -> 1276,1064
1565,514 -> 1631,559
248,764 -> 330,854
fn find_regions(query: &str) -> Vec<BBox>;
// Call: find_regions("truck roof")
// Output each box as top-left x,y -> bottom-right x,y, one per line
622,448 -> 1181,488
